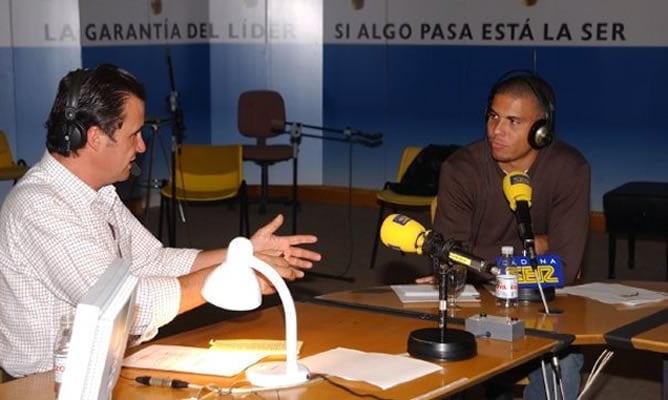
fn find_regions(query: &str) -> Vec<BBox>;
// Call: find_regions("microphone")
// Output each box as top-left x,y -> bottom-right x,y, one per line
135,375 -> 198,389
502,172 -> 556,310
380,214 -> 497,275
502,171 -> 534,243
353,130 -> 383,141
144,116 -> 171,126
271,119 -> 287,132
130,162 -> 142,177
165,47 -> 178,115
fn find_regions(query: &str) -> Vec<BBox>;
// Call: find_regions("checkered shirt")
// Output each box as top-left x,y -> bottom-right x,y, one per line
0,151 -> 199,377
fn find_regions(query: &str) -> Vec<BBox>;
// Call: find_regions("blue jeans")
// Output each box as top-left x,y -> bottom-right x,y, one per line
524,350 -> 584,400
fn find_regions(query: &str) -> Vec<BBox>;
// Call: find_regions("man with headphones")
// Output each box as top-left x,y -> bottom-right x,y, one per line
0,64 -> 321,378
425,72 -> 590,399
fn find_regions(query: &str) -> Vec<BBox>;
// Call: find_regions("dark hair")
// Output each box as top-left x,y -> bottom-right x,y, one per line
45,64 -> 146,156
489,73 -> 555,116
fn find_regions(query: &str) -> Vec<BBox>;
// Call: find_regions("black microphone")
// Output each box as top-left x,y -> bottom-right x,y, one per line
130,162 -> 142,177
354,130 -> 383,141
135,375 -> 197,389
271,119 -> 287,132
379,214 -> 497,275
144,116 -> 171,126
165,46 -> 185,146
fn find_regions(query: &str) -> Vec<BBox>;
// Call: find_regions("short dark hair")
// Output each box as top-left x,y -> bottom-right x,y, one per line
45,64 -> 145,156
489,73 -> 555,116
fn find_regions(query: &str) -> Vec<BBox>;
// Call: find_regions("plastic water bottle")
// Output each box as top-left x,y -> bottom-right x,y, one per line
498,246 -> 514,274
496,246 -> 518,308
53,313 -> 74,395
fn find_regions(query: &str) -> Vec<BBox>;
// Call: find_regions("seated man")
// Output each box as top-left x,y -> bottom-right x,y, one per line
0,64 -> 322,378
423,72 -> 590,400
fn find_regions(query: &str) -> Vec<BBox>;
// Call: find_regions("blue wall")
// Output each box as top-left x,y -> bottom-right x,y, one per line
323,44 -> 668,210
82,44 -> 212,183
3,3 -> 668,212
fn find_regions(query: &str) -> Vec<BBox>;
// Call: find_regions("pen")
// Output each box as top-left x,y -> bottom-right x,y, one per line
135,375 -> 202,389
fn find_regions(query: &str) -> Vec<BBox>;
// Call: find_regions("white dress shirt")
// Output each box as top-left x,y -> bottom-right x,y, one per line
0,151 -> 199,377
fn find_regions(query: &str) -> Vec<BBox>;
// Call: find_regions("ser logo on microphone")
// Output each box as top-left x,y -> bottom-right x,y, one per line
508,172 -> 530,187
495,254 -> 565,288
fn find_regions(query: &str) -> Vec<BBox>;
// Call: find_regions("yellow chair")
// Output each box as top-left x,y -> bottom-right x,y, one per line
158,144 -> 249,246
0,130 -> 28,184
369,146 -> 435,269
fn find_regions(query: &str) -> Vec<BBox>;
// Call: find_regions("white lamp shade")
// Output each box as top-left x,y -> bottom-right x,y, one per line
201,236 -> 309,387
201,237 -> 262,311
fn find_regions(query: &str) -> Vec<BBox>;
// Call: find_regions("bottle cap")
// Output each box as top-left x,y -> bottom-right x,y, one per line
501,245 -> 514,255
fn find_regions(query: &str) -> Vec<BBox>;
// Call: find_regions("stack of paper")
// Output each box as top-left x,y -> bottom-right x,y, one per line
123,344 -> 267,376
299,347 -> 443,390
391,284 -> 480,303
208,339 -> 303,355
560,282 -> 667,306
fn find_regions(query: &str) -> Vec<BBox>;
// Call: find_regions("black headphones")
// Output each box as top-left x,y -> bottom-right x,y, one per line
60,68 -> 90,154
487,70 -> 555,150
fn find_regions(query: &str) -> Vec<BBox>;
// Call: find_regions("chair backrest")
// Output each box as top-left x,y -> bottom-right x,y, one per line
395,146 -> 423,182
172,144 -> 243,192
237,90 -> 286,143
0,130 -> 18,168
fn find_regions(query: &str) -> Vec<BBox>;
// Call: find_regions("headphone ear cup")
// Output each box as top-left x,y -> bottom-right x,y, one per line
528,118 -> 553,149
63,119 -> 85,152
58,68 -> 89,154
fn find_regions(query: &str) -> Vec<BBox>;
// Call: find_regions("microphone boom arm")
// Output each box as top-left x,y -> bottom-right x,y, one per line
280,120 -> 383,147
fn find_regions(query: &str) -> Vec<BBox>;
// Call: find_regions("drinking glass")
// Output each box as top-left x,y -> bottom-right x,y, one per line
446,264 -> 467,309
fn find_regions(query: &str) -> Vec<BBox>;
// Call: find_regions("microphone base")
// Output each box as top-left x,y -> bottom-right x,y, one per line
407,327 -> 477,362
518,287 -> 555,303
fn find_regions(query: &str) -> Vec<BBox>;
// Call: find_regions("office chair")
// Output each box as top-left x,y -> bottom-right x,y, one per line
158,144 -> 249,246
369,146 -> 435,269
0,130 -> 28,184
237,90 -> 296,216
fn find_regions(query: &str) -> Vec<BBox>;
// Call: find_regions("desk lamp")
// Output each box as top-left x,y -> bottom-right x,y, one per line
201,237 -> 309,387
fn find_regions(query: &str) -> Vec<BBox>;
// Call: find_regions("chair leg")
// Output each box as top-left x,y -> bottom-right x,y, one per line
239,181 -> 250,237
628,233 -> 635,270
159,196 -> 175,247
158,196 -> 165,244
665,240 -> 668,281
259,164 -> 269,215
291,156 -> 298,235
369,203 -> 386,270
608,233 -> 616,279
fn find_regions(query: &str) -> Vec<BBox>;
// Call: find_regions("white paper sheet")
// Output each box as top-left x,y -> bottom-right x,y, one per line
391,284 -> 480,303
559,282 -> 668,306
299,347 -> 443,390
123,344 -> 266,377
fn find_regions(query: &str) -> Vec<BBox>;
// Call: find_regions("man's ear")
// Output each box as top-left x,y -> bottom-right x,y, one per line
85,126 -> 104,151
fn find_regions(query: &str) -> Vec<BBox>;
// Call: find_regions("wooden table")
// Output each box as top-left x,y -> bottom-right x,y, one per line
315,281 -> 668,347
315,280 -> 668,399
0,301 -> 561,400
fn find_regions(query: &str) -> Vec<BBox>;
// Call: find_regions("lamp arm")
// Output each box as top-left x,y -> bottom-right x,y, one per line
249,257 -> 300,373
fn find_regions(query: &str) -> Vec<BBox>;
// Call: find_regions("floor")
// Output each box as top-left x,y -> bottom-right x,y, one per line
141,198 -> 666,400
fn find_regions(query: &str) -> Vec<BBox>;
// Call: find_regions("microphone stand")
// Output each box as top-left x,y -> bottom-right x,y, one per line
142,117 -> 172,224
523,239 -> 559,314
166,47 -> 185,247
406,255 -> 476,361
287,121 -> 383,148
277,121 -> 381,283
515,203 -> 557,312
